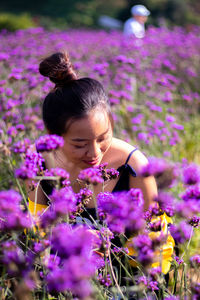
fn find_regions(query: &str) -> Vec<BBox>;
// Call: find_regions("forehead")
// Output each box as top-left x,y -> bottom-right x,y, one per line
64,109 -> 111,140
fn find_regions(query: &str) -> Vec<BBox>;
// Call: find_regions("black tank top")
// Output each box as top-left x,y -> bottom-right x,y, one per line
40,148 -> 138,220
81,148 -> 138,221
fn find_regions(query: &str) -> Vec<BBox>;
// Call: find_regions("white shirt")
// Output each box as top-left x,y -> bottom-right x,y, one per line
123,18 -> 145,38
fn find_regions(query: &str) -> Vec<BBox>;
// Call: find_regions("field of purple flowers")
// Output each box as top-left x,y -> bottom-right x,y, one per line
0,26 -> 200,299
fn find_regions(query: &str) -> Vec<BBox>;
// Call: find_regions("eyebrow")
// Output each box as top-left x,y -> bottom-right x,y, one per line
70,128 -> 110,142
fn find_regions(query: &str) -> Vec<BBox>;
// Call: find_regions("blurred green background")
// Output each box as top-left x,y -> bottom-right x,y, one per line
0,0 -> 200,31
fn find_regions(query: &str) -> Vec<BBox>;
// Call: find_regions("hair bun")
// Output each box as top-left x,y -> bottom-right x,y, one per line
39,52 -> 77,86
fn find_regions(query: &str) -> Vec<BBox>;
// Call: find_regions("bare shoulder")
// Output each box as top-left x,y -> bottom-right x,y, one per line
109,137 -> 149,173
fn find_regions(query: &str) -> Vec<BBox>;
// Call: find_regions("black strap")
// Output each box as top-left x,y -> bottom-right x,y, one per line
125,148 -> 138,165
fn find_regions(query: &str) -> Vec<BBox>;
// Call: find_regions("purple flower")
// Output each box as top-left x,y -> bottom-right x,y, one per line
0,190 -> 31,231
170,221 -> 193,244
190,255 -> 200,267
78,167 -> 104,185
46,223 -> 99,298
189,216 -> 200,227
40,187 -> 77,228
175,200 -> 200,219
44,254 -> 61,272
149,267 -> 161,280
1,241 -> 34,277
133,234 -> 154,266
140,157 -> 167,177
181,184 -> 200,202
50,223 -> 99,259
140,158 -> 176,189
171,123 -> 184,131
154,191 -> 175,217
35,134 -> 64,152
138,276 -> 159,291
97,273 -> 112,287
11,138 -> 31,153
97,189 -> 144,234
182,163 -> 200,185
191,283 -> 200,300
46,257 -> 95,298
15,150 -> 44,179
44,167 -> 70,186
174,256 -> 184,265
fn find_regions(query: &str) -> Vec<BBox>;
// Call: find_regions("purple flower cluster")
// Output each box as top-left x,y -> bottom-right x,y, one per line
44,167 -> 70,186
15,149 -> 44,179
190,254 -> 200,267
140,157 -> 169,177
132,234 -> 154,266
78,167 -> 104,185
154,191 -> 175,217
98,163 -> 119,181
11,138 -> 31,153
182,163 -> 200,185
46,223 -> 99,298
1,241 -> 34,277
35,134 -> 64,152
138,275 -> 159,291
181,184 -> 200,202
170,221 -> 193,244
97,189 -> 144,234
0,190 -> 31,231
40,186 -> 77,228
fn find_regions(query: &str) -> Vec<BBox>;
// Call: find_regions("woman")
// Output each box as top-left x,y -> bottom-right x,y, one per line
27,52 -> 174,280
28,51 -> 157,213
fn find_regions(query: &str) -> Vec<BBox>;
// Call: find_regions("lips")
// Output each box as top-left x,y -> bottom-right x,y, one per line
83,158 -> 100,166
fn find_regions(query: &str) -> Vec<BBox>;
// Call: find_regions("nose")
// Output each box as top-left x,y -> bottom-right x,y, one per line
86,141 -> 101,158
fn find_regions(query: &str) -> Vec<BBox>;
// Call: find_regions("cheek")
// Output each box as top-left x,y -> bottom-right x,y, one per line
101,138 -> 112,152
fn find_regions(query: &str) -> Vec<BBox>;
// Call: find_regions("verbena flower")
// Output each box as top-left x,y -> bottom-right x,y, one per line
190,255 -> 200,267
140,157 -> 176,189
35,134 -> 64,152
50,223 -> 99,259
11,138 -> 31,153
181,184 -> 200,202
98,163 -> 119,181
97,273 -> 112,287
175,200 -> 200,219
1,241 -> 34,277
138,276 -> 159,291
182,163 -> 200,185
44,167 -> 70,187
154,191 -> 175,217
0,190 -> 31,231
15,150 -> 44,179
46,224 -> 99,298
191,283 -> 200,300
174,256 -> 184,265
76,188 -> 93,205
97,189 -> 144,234
133,234 -> 154,266
78,167 -> 104,185
189,216 -> 200,227
40,187 -> 77,228
46,257 -> 95,298
170,221 -> 193,244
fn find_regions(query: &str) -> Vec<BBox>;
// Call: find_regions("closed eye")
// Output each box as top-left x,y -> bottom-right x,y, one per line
73,144 -> 87,149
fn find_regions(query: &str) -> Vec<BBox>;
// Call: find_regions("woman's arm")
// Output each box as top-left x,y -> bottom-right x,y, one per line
128,150 -> 157,210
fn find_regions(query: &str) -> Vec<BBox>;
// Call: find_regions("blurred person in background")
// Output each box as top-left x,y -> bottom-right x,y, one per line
123,4 -> 150,38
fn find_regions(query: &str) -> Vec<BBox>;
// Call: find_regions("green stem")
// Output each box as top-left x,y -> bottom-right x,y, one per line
107,248 -> 125,300
172,267 -> 178,294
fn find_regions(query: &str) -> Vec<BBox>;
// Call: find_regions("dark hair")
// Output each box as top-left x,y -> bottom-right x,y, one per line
39,52 -> 111,135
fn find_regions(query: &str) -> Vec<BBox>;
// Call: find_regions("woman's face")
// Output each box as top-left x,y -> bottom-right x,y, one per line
62,108 -> 113,169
